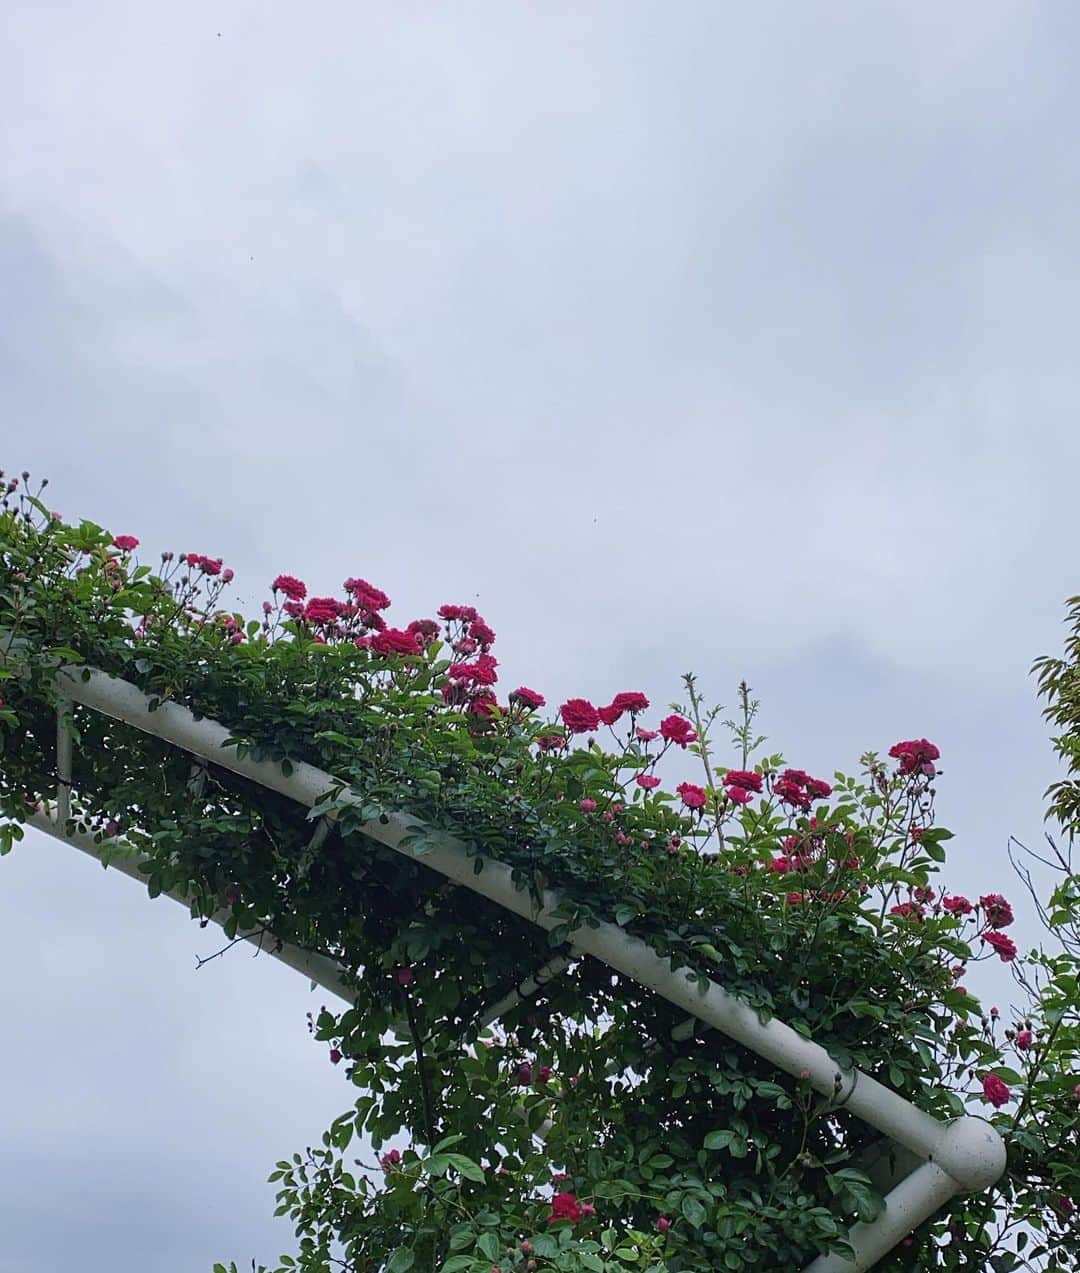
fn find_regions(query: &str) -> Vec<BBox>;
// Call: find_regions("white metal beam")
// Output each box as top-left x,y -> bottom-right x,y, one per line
24,807 -> 356,1004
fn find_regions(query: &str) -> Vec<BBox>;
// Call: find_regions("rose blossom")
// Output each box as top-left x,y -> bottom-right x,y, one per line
676,782 -> 707,810
659,714 -> 697,747
437,603 -> 478,622
610,691 -> 649,714
888,738 -> 940,778
406,618 -> 440,645
510,686 -> 545,709
636,727 -> 659,742
549,1192 -> 582,1225
469,619 -> 496,647
981,1074 -> 1011,1108
979,893 -> 1015,929
579,799 -> 597,812
304,597 -> 341,625
1015,1029 -> 1033,1050
942,894 -> 973,916
723,769 -> 763,794
344,578 -> 391,610
560,699 -> 601,734
982,931 -> 1018,962
112,535 -> 139,552
636,774 -> 662,790
727,786 -> 753,805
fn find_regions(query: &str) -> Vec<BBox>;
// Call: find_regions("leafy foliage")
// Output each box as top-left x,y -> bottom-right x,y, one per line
1,470 -> 1078,1272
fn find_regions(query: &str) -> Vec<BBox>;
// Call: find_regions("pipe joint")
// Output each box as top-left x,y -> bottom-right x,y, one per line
932,1116 -> 1007,1192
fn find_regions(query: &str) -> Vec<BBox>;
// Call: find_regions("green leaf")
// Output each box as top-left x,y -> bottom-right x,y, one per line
476,1233 -> 501,1261
681,1195 -> 707,1228
386,1251 -> 415,1273
445,1153 -> 486,1183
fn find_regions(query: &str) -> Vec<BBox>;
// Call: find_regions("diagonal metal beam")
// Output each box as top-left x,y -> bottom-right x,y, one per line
24,806 -> 356,1004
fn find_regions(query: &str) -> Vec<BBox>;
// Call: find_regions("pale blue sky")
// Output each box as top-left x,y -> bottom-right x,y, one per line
2,4 -> 1079,1270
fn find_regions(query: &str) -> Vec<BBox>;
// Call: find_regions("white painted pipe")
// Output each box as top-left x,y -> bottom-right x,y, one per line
804,1160 -> 958,1272
55,704 -> 72,828
476,953 -> 574,1029
23,808 -> 356,1003
2,654 -> 1007,1267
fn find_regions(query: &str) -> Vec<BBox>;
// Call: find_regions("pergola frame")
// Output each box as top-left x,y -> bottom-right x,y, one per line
7,652 -> 1006,1272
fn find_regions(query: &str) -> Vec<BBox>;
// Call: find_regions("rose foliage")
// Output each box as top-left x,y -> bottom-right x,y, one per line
1,472 -> 1079,1273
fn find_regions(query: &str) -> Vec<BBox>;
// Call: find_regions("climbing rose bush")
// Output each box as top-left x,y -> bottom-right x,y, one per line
0,470 -> 1078,1272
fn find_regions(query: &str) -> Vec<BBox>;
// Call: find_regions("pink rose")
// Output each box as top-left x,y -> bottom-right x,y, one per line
636,774 -> 662,790
979,893 -> 1015,929
676,782 -> 707,810
982,931 -> 1017,962
982,1074 -> 1011,1108
659,715 -> 697,747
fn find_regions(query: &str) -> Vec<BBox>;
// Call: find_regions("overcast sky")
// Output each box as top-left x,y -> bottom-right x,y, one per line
2,3 -> 1080,1270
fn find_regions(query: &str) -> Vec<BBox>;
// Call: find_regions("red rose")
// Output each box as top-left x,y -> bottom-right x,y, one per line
943,894 -> 973,915
469,619 -> 496,647
449,653 -> 499,685
656,1216 -> 671,1232
304,597 -> 341,626
982,1074 -> 1010,1108
549,1192 -> 582,1225
344,578 -> 391,610
560,699 -> 600,734
676,782 -> 707,810
369,627 -> 422,656
112,535 -> 139,552
406,618 -> 440,644
636,774 -> 661,790
723,770 -> 763,793
597,704 -> 623,726
982,930 -> 1017,962
610,691 -> 649,714
890,901 -> 925,921
437,603 -> 478,622
1015,1029 -> 1033,1050
888,738 -> 940,778
659,714 -> 697,747
773,777 -> 811,811
510,687 -> 545,710
769,855 -> 791,874
727,787 -> 753,805
979,893 -> 1014,929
